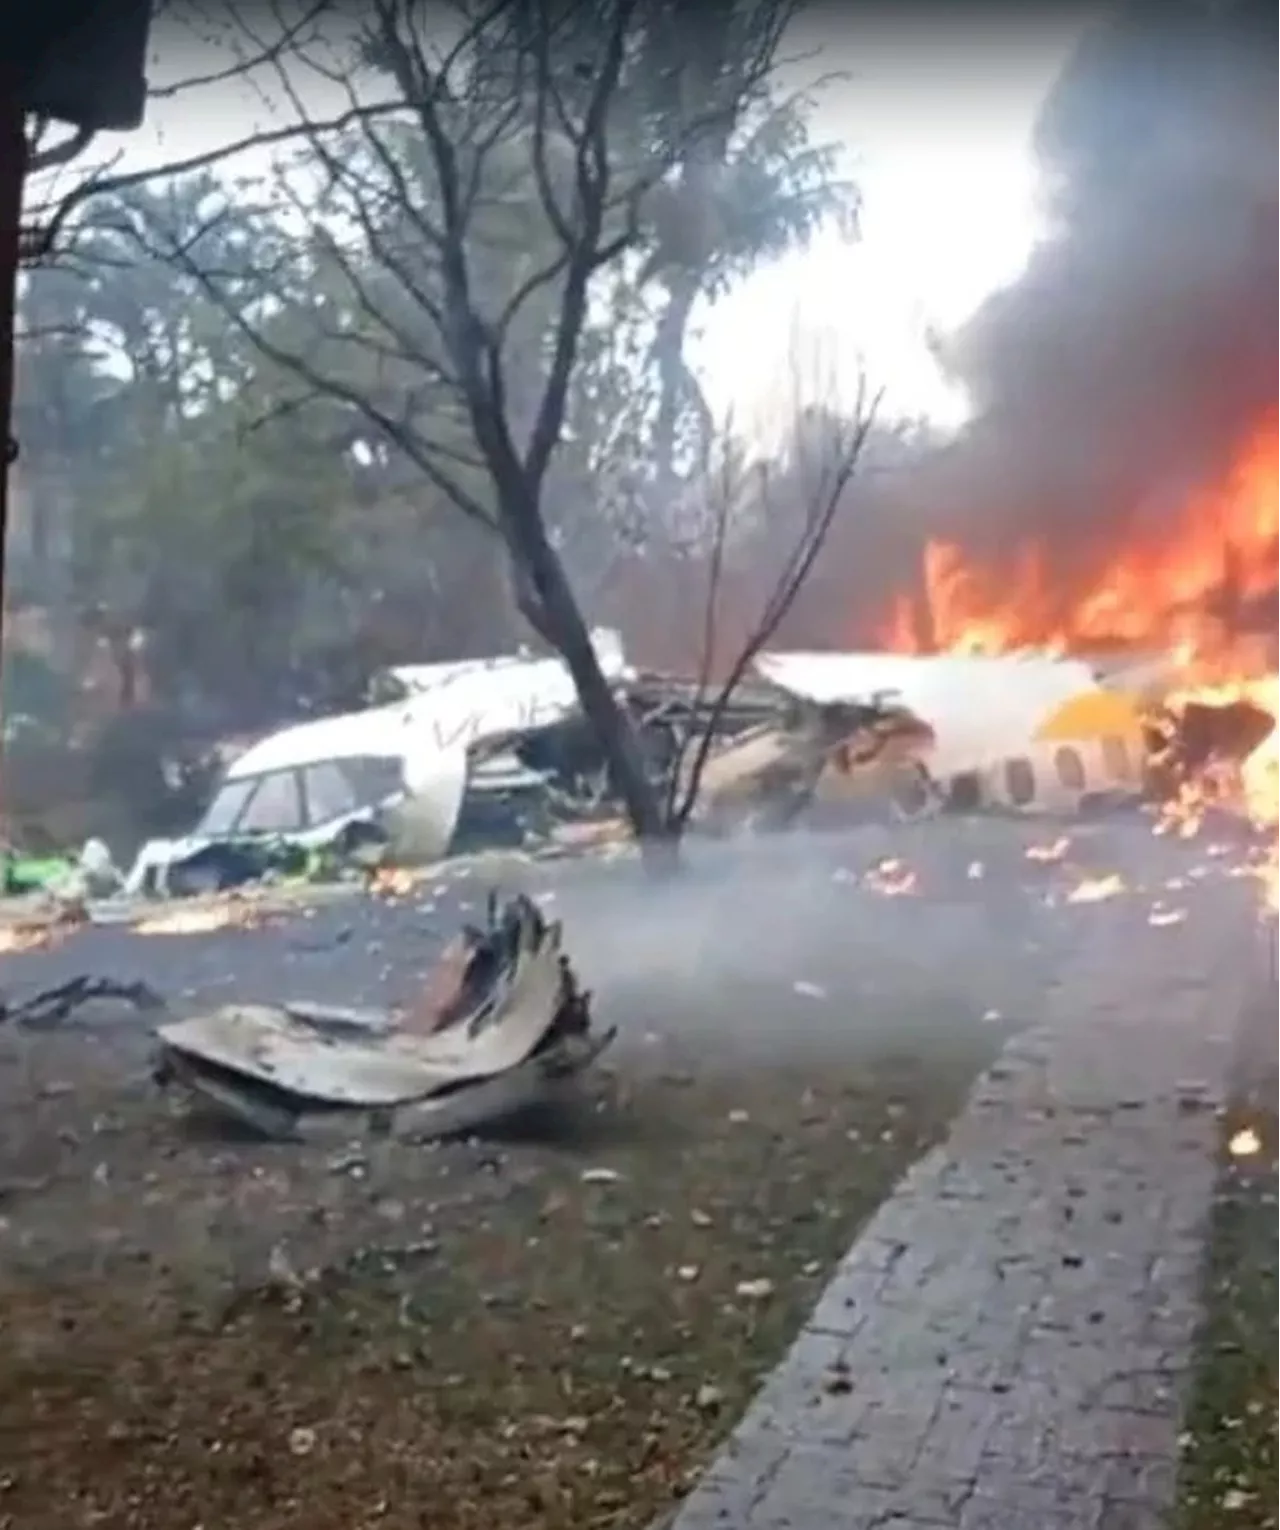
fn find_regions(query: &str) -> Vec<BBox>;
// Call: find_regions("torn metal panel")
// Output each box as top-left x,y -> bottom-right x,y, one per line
683,722 -> 827,830
389,629 -> 632,752
382,746 -> 469,861
379,628 -> 629,706
682,693 -> 935,832
158,1028 -> 612,1143
155,925 -> 565,1102
153,895 -> 614,1140
157,1005 -> 465,1105
755,650 -> 1130,781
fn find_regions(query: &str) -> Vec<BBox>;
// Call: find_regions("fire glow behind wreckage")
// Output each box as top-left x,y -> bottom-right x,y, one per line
854,0 -> 1278,909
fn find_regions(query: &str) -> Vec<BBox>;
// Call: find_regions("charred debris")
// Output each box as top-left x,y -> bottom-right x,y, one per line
152,892 -> 617,1141
476,671 -> 931,845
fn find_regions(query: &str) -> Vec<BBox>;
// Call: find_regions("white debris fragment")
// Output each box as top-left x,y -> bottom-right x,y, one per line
580,1167 -> 621,1185
288,1426 -> 317,1457
865,857 -> 917,896
734,1277 -> 775,1301
792,980 -> 828,1001
1065,873 -> 1125,904
1025,836 -> 1071,864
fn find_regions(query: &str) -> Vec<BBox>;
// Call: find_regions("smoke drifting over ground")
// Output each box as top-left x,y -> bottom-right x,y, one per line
551,820 -> 1120,1055
910,0 -> 1277,581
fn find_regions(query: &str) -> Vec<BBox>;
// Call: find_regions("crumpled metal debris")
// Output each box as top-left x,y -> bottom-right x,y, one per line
684,697 -> 933,834
152,893 -> 616,1141
0,974 -> 165,1029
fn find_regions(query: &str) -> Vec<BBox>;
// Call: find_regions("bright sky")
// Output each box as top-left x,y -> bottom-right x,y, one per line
64,9 -> 1091,437
695,12 -> 1092,434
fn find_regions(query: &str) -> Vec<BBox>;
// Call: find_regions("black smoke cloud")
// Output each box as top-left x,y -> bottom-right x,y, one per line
917,0 -> 1278,589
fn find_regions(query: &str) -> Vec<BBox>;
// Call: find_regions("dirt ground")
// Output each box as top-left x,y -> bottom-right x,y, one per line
0,819 -> 1246,1530
0,1023 -> 998,1530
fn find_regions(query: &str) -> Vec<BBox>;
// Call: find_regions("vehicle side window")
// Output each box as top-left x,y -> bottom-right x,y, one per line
341,755 -> 405,806
302,761 -> 359,826
237,770 -> 304,834
1005,757 -> 1037,807
197,777 -> 256,836
1100,735 -> 1132,781
1053,746 -> 1086,792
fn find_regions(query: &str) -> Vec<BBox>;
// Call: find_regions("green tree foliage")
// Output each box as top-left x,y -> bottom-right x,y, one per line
11,0 -> 863,850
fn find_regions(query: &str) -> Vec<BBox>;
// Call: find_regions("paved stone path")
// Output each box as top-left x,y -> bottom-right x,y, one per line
669,880 -> 1268,1530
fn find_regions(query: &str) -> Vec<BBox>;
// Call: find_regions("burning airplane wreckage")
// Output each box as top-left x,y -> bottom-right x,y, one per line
100,628 -> 1276,906
8,630 -> 1273,1140
152,893 -> 616,1142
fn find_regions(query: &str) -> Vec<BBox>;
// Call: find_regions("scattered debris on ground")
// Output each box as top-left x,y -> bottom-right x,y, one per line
0,1018 -> 992,1530
0,973 -> 164,1030
0,818 -> 1253,1530
153,893 -> 616,1141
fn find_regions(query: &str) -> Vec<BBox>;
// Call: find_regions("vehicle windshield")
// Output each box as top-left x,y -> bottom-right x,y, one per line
194,777 -> 256,837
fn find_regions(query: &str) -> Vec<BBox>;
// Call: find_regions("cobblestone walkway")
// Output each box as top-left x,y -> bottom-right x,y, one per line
669,882 -> 1266,1530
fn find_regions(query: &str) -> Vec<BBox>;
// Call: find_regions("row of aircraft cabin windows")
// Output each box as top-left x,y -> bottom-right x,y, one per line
942,734 -> 1137,813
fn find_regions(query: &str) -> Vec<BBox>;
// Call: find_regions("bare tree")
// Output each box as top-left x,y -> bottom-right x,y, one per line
655,372 -> 883,831
16,0 -> 355,263
87,0 -> 806,860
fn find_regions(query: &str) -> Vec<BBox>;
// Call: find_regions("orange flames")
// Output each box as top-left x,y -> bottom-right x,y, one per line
877,413 -> 1279,908
880,412 -> 1278,659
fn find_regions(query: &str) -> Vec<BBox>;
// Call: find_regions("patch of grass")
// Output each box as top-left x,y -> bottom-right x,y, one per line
1176,1075 -> 1278,1530
0,1031 -> 996,1530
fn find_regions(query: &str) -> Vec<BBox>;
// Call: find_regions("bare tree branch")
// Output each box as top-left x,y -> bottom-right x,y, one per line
147,0 -> 335,99
670,376 -> 884,829
21,100 -> 407,264
123,207 -> 500,528
24,122 -> 97,174
660,436 -> 737,823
